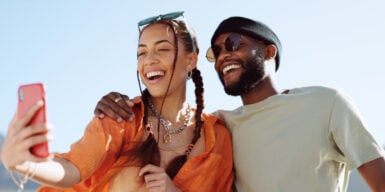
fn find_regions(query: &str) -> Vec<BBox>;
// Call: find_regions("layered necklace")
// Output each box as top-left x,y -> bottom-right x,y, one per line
147,98 -> 192,144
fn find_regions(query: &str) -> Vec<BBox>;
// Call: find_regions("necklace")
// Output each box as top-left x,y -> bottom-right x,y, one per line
147,98 -> 191,144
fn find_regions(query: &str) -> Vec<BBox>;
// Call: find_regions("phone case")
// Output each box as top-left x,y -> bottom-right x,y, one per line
17,83 -> 49,158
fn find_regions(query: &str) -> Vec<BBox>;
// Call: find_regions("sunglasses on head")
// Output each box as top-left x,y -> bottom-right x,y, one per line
206,33 -> 242,63
137,11 -> 197,53
138,11 -> 184,31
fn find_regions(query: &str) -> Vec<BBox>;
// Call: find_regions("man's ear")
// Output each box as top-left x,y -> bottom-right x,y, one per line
265,44 -> 277,61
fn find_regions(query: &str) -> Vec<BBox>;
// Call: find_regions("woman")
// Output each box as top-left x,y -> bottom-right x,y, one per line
0,11 -> 233,191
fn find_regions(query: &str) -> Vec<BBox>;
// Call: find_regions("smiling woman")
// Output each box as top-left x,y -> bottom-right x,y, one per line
0,11 -> 234,192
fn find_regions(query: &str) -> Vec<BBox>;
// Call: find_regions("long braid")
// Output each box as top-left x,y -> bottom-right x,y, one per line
190,68 -> 204,144
165,67 -> 204,178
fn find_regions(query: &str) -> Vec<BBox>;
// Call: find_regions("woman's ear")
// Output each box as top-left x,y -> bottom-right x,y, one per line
186,52 -> 198,71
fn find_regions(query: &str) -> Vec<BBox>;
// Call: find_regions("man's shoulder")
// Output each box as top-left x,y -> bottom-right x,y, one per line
290,86 -> 359,112
291,85 -> 337,94
213,107 -> 242,116
289,85 -> 340,99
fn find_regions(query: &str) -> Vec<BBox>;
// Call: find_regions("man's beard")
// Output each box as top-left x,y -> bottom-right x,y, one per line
219,56 -> 265,96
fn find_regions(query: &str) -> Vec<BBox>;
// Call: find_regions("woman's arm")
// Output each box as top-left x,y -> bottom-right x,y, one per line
12,158 -> 80,188
1,101 -> 80,188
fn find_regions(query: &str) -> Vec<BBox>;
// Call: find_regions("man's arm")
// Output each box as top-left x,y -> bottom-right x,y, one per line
358,157 -> 385,191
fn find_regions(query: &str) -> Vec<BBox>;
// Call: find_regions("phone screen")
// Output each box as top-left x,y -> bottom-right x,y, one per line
17,83 -> 49,157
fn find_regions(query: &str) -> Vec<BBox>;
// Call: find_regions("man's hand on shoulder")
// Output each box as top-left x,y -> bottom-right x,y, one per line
94,92 -> 138,122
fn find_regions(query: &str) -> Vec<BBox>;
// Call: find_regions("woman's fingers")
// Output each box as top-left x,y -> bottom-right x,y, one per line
14,100 -> 44,132
1,101 -> 52,170
139,164 -> 180,192
139,164 -> 163,176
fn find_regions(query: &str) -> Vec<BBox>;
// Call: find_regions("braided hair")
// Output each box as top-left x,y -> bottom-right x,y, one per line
123,19 -> 204,179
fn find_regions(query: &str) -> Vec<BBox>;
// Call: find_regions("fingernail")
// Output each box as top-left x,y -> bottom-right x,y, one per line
47,133 -> 55,140
37,100 -> 44,106
46,124 -> 55,130
117,117 -> 122,122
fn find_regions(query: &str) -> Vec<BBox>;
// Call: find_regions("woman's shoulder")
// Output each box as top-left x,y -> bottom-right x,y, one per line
202,111 -> 226,127
201,112 -> 233,154
201,111 -> 230,137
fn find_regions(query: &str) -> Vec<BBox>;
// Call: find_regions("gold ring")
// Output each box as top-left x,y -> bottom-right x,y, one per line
114,96 -> 122,103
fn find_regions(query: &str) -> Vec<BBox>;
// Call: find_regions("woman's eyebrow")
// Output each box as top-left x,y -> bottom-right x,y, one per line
138,39 -> 173,48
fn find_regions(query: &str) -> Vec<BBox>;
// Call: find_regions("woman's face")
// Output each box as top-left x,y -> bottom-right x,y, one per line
137,23 -> 195,98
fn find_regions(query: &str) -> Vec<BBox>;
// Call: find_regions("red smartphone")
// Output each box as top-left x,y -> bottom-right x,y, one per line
17,83 -> 50,158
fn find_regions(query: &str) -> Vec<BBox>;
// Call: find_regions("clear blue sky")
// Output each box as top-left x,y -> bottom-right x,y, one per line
1,0 -> 384,153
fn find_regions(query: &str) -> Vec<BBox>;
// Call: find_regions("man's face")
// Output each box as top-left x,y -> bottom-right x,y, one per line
212,33 -> 266,96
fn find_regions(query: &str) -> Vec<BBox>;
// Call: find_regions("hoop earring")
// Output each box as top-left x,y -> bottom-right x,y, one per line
187,71 -> 192,80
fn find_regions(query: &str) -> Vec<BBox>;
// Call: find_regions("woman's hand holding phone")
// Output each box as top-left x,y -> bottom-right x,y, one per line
17,83 -> 50,158
0,83 -> 52,171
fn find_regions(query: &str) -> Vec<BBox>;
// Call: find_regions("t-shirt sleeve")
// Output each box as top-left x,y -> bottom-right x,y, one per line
330,90 -> 385,169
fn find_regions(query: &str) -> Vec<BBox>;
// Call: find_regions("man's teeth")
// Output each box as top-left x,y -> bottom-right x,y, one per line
146,71 -> 164,78
223,65 -> 240,75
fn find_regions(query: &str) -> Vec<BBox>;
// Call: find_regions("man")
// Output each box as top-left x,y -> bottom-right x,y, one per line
95,16 -> 385,191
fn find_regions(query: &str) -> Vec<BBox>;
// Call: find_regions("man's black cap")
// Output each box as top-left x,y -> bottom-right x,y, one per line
211,16 -> 282,71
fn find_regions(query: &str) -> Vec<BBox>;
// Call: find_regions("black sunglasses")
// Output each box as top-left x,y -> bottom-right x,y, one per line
206,33 -> 242,62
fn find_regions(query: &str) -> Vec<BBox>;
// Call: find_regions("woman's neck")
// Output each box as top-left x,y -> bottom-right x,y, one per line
149,94 -> 188,124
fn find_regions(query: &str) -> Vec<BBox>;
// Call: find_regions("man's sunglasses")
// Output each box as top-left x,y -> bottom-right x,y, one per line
206,33 -> 242,63
137,11 -> 197,53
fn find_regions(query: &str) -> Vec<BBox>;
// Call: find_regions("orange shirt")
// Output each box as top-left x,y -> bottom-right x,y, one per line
38,100 -> 233,192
